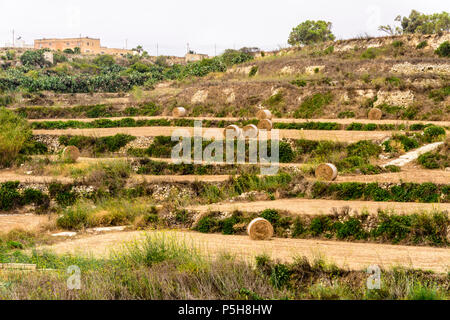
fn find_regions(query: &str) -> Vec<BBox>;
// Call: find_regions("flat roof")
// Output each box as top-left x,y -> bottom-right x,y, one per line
34,37 -> 100,41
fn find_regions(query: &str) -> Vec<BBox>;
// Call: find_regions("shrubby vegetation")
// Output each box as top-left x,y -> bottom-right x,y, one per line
196,208 -> 448,246
0,232 -> 447,300
0,48 -> 253,93
0,108 -> 32,168
0,181 -> 49,212
58,134 -> 136,154
379,10 -> 449,35
311,181 -> 448,203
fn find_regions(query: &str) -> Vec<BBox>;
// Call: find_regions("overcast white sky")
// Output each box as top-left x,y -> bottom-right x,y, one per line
0,0 -> 448,56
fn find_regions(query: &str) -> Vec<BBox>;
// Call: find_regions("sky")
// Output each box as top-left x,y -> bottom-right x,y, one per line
0,0 -> 448,56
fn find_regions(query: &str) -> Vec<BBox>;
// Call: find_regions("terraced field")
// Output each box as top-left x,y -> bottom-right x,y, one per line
1,33 -> 449,297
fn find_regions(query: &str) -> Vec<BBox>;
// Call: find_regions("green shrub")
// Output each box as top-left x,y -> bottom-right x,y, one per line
290,79 -> 307,87
260,209 -> 280,224
423,126 -> 446,142
0,108 -> 32,168
20,50 -> 49,68
418,151 -> 449,169
248,66 -> 258,77
428,86 -> 450,102
346,140 -> 382,158
48,183 -> 77,207
294,92 -> 333,118
416,41 -> 427,49
278,142 -> 294,163
392,40 -> 404,48
195,216 -> 216,233
337,111 -> 355,119
435,41 -> 450,57
360,48 -> 380,59
265,92 -> 283,107
334,218 -> 367,240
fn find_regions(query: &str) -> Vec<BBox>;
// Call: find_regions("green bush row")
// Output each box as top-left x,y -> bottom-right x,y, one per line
17,103 -> 162,119
58,134 -> 135,154
0,72 -> 149,93
31,117 -> 443,132
195,209 -> 448,246
135,159 -> 260,176
0,181 -> 49,212
312,181 -> 449,203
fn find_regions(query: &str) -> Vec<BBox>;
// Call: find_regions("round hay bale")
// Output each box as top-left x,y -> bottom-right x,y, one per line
257,119 -> 273,131
172,107 -> 187,118
242,124 -> 259,139
256,109 -> 273,120
315,163 -> 338,181
223,125 -> 242,138
62,146 -> 80,162
247,218 -> 274,241
368,108 -> 382,120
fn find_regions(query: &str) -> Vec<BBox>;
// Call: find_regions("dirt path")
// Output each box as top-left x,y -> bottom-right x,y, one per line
334,169 -> 450,184
0,214 -> 51,234
4,165 -> 448,185
189,198 -> 450,215
33,127 -> 393,142
37,230 -> 450,273
0,171 -> 73,184
28,116 -> 450,127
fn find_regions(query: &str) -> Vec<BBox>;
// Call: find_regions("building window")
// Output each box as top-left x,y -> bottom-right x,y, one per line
49,43 -> 52,46
87,42 -> 89,46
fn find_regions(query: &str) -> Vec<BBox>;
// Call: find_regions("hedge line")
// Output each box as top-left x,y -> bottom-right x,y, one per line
0,72 -> 149,93
312,181 -> 449,203
30,118 -> 443,132
194,208 -> 449,246
58,134 -> 136,154
0,181 -> 49,212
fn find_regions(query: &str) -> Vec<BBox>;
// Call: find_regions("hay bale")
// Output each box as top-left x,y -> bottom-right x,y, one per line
172,107 -> 187,117
62,146 -> 80,162
257,119 -> 273,131
368,108 -> 382,120
242,124 -> 259,139
315,163 -> 338,181
256,109 -> 273,120
247,218 -> 274,240
223,125 -> 242,138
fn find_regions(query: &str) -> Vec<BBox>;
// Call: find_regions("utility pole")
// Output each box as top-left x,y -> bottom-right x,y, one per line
12,30 -> 15,47
125,39 -> 128,49
156,43 -> 159,57
187,42 -> 190,54
214,44 -> 216,56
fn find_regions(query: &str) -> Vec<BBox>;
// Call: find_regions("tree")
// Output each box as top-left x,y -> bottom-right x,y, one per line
0,108 -> 31,168
288,20 -> 335,46
20,50 -> 49,68
220,49 -> 253,66
379,10 -> 450,35
132,45 -> 144,55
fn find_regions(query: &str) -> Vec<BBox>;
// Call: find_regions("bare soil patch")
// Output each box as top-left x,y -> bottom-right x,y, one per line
37,230 -> 450,273
189,199 -> 450,216
33,127 -> 393,142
